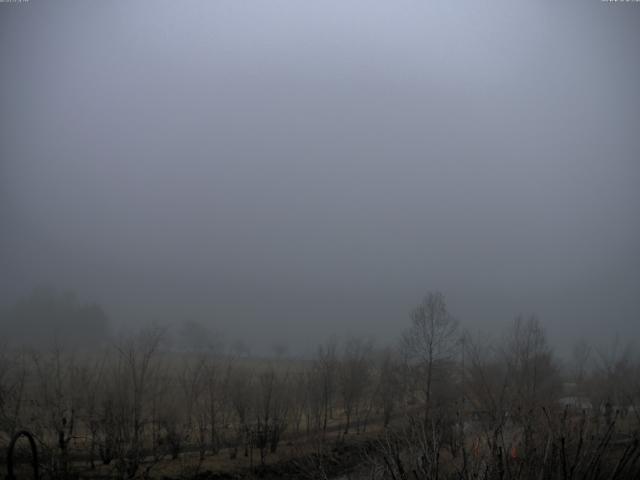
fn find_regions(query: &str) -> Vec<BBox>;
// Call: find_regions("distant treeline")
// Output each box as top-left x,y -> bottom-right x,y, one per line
0,288 -> 110,348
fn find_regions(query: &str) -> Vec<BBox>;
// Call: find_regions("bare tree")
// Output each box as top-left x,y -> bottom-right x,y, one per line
253,364 -> 290,464
0,347 -> 27,445
203,356 -> 233,455
76,351 -> 108,470
303,364 -> 325,435
288,370 -> 308,434
315,337 -> 339,434
374,348 -> 404,428
228,365 -> 253,459
402,292 -> 459,422
338,337 -> 372,434
111,325 -> 166,478
502,316 -> 561,458
179,355 -> 207,459
30,345 -> 80,480
591,337 -> 637,424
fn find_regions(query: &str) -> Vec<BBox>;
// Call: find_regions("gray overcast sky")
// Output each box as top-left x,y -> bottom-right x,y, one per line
1,0 -> 639,353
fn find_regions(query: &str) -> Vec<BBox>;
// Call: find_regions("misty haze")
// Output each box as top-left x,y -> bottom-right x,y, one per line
1,1 -> 639,479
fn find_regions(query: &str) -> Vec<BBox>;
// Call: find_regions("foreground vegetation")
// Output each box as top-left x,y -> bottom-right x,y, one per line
1,292 -> 639,479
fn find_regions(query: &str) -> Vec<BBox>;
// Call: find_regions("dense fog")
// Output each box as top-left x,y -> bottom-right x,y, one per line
1,0 -> 639,354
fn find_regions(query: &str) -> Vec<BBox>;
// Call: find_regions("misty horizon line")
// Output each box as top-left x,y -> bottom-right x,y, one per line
0,285 -> 632,361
